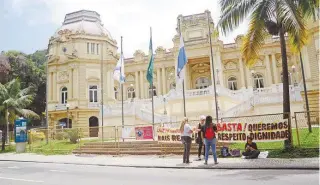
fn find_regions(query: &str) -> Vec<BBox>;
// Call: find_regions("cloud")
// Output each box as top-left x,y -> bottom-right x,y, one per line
6,0 -> 249,57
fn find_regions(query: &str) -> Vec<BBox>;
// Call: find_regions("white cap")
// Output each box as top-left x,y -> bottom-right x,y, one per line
200,115 -> 206,120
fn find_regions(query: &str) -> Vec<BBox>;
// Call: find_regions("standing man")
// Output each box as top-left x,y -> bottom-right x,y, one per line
196,115 -> 206,161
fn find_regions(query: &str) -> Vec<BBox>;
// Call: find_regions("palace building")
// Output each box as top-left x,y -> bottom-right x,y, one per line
47,10 -> 319,137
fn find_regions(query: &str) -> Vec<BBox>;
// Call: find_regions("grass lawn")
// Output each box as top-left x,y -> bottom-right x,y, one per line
0,145 -> 15,153
28,138 -> 103,155
228,127 -> 319,158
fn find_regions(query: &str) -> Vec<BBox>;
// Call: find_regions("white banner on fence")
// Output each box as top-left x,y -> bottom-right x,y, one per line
122,127 -> 133,139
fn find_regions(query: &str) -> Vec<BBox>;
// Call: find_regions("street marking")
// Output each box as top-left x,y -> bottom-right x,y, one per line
0,176 -> 44,183
8,166 -> 20,169
50,169 -> 67,173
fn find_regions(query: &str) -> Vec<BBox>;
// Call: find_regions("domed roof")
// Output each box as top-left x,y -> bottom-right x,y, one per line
53,10 -> 113,39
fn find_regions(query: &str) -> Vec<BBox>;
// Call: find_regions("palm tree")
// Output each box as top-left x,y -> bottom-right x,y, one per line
0,79 -> 39,151
218,0 -> 318,147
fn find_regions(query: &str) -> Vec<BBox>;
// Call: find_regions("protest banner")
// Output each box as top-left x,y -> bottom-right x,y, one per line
157,127 -> 199,142
157,121 -> 289,143
135,126 -> 153,140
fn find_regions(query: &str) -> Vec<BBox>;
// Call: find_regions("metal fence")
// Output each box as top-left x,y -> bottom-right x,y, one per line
6,111 -> 319,154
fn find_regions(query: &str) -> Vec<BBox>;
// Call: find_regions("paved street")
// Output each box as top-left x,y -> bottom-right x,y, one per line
0,161 -> 318,185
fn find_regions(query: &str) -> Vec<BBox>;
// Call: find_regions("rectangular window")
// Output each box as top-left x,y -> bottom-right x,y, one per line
87,43 -> 90,53
91,43 -> 95,54
89,85 -> 98,103
96,44 -> 99,55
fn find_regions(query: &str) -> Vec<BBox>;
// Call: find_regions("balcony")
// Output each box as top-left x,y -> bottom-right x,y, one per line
55,104 -> 67,111
88,103 -> 100,109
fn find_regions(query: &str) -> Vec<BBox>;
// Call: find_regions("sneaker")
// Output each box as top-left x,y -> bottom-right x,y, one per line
214,162 -> 219,165
195,157 -> 201,161
204,161 -> 208,165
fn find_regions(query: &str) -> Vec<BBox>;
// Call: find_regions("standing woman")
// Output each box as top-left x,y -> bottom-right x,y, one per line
201,116 -> 218,165
180,117 -> 192,164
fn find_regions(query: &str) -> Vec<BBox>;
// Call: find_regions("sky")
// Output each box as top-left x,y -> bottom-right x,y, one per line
0,0 -> 248,57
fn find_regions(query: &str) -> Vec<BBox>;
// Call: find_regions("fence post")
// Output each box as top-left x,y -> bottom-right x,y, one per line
294,112 -> 301,147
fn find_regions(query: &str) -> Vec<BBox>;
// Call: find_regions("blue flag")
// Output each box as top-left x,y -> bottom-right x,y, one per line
176,35 -> 187,83
146,29 -> 154,85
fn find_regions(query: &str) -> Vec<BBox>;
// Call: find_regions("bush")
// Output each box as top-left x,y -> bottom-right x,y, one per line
30,130 -> 45,142
64,129 -> 83,144
55,132 -> 68,140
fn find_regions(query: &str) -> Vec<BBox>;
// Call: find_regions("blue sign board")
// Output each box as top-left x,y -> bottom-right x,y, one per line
15,119 -> 28,143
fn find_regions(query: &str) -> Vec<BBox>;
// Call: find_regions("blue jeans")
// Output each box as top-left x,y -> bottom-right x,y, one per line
204,138 -> 217,163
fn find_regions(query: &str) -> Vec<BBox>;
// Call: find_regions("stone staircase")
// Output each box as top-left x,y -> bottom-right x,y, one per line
73,141 -> 225,155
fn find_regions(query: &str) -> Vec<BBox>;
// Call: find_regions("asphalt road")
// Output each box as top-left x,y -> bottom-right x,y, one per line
0,161 -> 318,185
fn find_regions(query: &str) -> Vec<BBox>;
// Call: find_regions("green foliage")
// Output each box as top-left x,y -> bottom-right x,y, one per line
64,129 -> 83,144
55,131 -> 68,140
30,130 -> 46,142
2,50 -> 47,126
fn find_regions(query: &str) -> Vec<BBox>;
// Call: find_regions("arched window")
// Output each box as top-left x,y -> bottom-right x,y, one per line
227,77 -> 238,91
114,87 -> 118,100
149,85 -> 157,98
170,82 -> 176,90
280,72 -> 292,85
127,87 -> 136,99
89,85 -> 98,103
254,74 -> 264,89
61,87 -> 68,104
195,77 -> 211,89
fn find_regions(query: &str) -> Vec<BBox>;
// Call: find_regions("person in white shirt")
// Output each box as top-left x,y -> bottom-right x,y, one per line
180,117 -> 193,164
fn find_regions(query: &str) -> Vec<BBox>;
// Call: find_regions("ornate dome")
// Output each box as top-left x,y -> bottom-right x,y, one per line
53,10 -> 113,39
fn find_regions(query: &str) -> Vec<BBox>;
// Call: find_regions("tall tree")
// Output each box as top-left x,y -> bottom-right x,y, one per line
0,79 -> 39,151
218,0 -> 318,146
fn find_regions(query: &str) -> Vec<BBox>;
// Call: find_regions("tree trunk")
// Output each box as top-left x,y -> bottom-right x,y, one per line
279,27 -> 292,147
1,107 -> 7,151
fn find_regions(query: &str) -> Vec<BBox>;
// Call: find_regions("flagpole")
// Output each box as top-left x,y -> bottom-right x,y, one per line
206,11 -> 219,123
120,36 -> 124,142
178,18 -> 187,117
101,42 -> 104,141
149,27 -> 155,140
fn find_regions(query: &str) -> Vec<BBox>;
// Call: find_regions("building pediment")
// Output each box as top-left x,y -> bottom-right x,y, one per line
87,76 -> 100,82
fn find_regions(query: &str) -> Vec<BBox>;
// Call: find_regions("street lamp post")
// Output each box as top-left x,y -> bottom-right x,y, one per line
163,97 -> 167,115
66,104 -> 70,128
216,68 -> 220,85
291,65 -> 297,87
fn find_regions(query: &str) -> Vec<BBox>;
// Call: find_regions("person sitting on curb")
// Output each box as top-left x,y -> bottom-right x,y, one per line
242,137 -> 260,159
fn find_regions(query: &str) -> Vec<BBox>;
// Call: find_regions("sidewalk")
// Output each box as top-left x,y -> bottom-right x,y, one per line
0,153 -> 318,169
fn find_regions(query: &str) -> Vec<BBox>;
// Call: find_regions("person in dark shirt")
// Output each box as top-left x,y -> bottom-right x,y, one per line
196,115 -> 206,160
242,137 -> 260,159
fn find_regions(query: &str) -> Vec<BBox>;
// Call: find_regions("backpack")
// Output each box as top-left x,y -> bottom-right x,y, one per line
221,146 -> 230,157
205,127 -> 215,139
230,149 -> 241,157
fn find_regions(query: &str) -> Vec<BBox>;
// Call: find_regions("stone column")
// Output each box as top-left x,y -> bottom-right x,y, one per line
135,71 -> 140,98
216,51 -> 224,87
271,54 -> 279,83
73,67 -> 78,99
49,72 -> 53,101
265,54 -> 272,86
301,46 -> 311,79
209,55 -> 215,86
139,71 -> 145,98
156,68 -> 161,95
245,66 -> 252,88
68,68 -> 73,99
52,72 -> 57,101
239,57 -> 246,88
161,67 -> 166,94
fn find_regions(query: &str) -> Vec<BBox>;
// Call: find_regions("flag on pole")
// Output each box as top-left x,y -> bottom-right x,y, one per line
146,28 -> 154,85
176,34 -> 187,83
113,53 -> 125,83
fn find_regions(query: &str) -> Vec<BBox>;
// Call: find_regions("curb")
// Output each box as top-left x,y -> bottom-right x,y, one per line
0,160 -> 318,170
